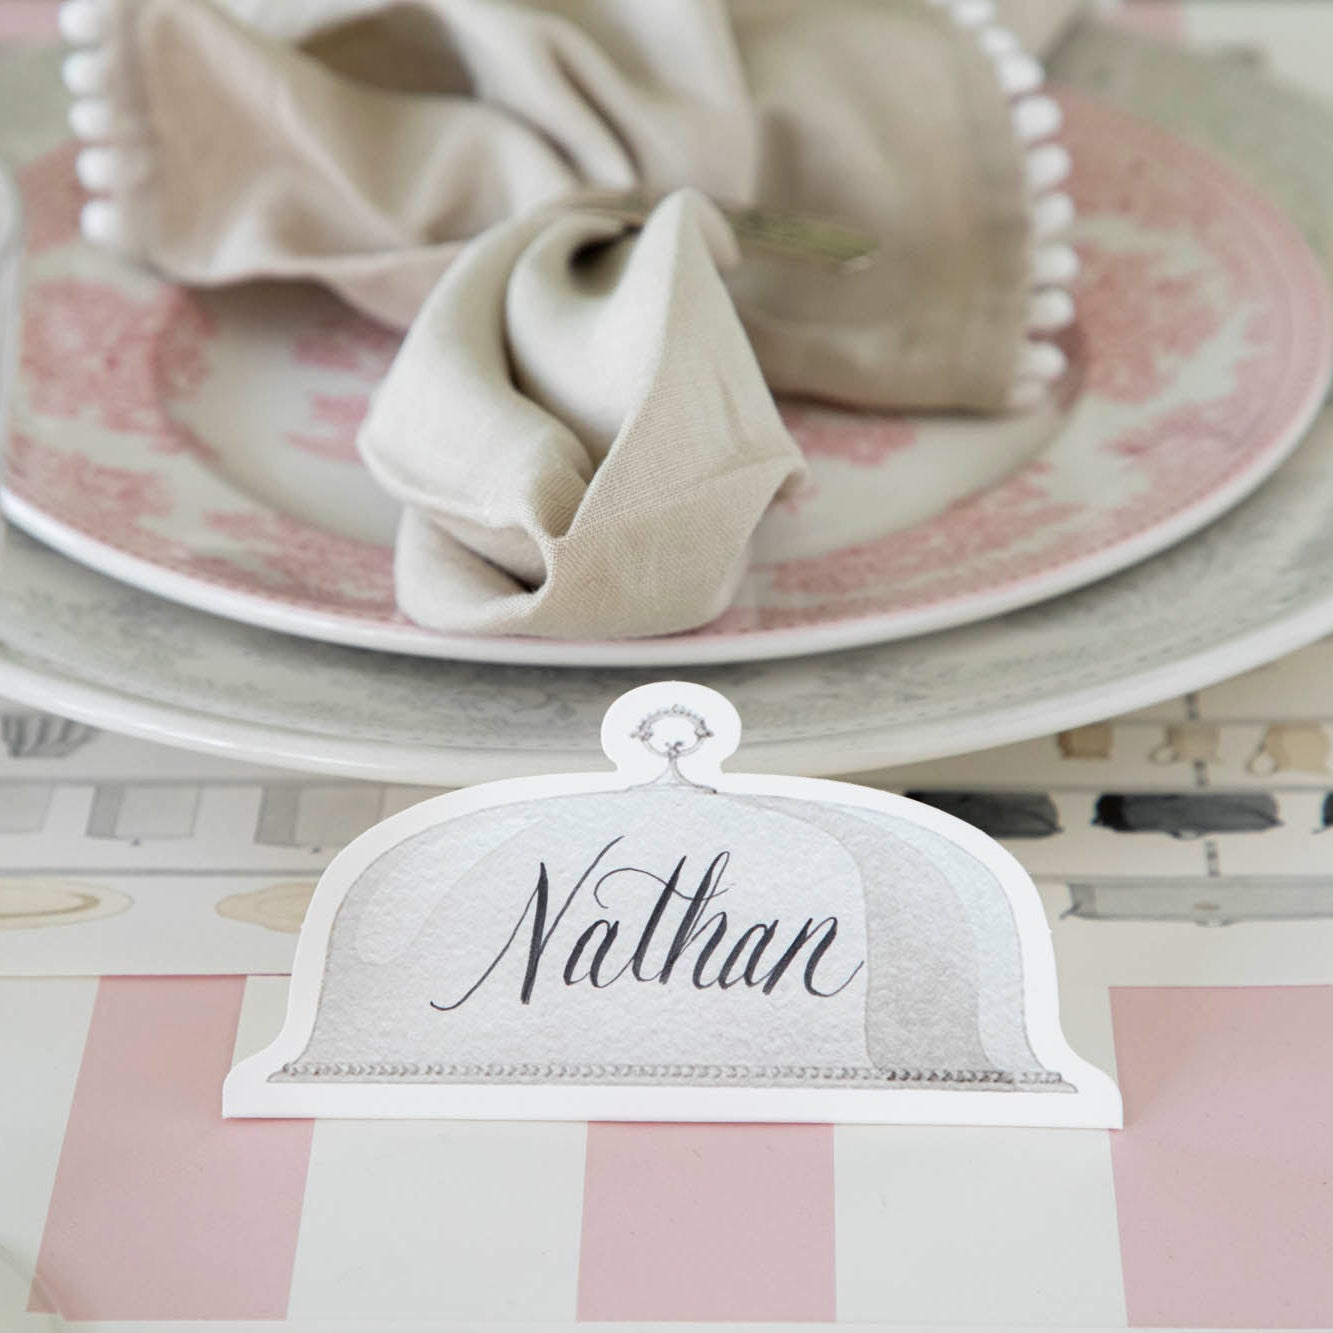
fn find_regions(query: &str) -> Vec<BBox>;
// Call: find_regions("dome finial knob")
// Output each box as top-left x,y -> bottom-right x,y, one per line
630,704 -> 713,760
599,682 -> 741,784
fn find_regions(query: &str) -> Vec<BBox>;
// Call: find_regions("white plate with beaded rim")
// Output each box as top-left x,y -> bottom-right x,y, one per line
4,33 -> 1331,666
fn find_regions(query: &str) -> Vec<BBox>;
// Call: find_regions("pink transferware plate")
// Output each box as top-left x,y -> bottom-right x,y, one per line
5,90 -> 1331,668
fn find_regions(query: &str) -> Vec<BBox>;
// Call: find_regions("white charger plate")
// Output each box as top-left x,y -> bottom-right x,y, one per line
3,404 -> 1333,785
3,54 -> 1330,667
0,28 -> 1332,784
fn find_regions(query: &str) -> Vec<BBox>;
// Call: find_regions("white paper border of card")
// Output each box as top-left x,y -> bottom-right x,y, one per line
225,683 -> 1121,1128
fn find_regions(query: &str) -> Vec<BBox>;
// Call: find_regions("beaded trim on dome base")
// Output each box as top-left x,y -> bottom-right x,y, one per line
274,1060 -> 1072,1091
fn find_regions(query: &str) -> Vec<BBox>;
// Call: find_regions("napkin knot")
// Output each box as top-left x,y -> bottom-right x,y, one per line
360,187 -> 807,638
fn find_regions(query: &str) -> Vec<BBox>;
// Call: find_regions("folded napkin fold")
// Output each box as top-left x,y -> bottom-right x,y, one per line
361,189 -> 806,637
65,0 -> 1081,639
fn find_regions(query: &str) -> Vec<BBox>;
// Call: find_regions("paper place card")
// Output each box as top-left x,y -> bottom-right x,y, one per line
226,683 -> 1120,1127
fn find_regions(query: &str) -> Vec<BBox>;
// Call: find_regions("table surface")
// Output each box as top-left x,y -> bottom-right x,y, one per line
6,1 -> 1333,1329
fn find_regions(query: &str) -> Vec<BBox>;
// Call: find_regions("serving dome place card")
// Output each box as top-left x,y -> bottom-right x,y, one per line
225,683 -> 1120,1127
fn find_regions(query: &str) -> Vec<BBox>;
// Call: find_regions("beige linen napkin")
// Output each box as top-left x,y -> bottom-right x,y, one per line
360,189 -> 806,638
65,0 -> 1079,638
74,0 -> 1067,411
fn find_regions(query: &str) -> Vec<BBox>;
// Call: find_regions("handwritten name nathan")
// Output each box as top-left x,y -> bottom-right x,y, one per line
431,838 -> 865,1011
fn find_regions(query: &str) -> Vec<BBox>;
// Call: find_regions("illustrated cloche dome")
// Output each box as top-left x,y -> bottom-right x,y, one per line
227,683 -> 1120,1127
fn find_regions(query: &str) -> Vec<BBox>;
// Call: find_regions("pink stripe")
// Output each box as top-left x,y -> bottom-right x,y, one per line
32,977 -> 312,1321
577,1123 -> 835,1322
1110,986 -> 1333,1328
0,1 -> 60,42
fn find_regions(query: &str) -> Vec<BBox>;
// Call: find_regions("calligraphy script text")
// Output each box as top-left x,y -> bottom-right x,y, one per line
430,838 -> 864,1010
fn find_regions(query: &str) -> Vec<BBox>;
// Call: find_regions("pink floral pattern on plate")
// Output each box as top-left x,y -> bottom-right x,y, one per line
6,90 -> 1331,662
284,314 -> 401,463
286,392 -> 377,465
1075,243 -> 1225,404
16,139 -> 83,257
9,431 -> 182,543
196,512 -> 394,615
779,403 -> 917,465
20,279 -> 215,453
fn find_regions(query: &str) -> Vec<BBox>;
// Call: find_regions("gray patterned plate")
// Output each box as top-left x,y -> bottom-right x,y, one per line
2,25 -> 1333,783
